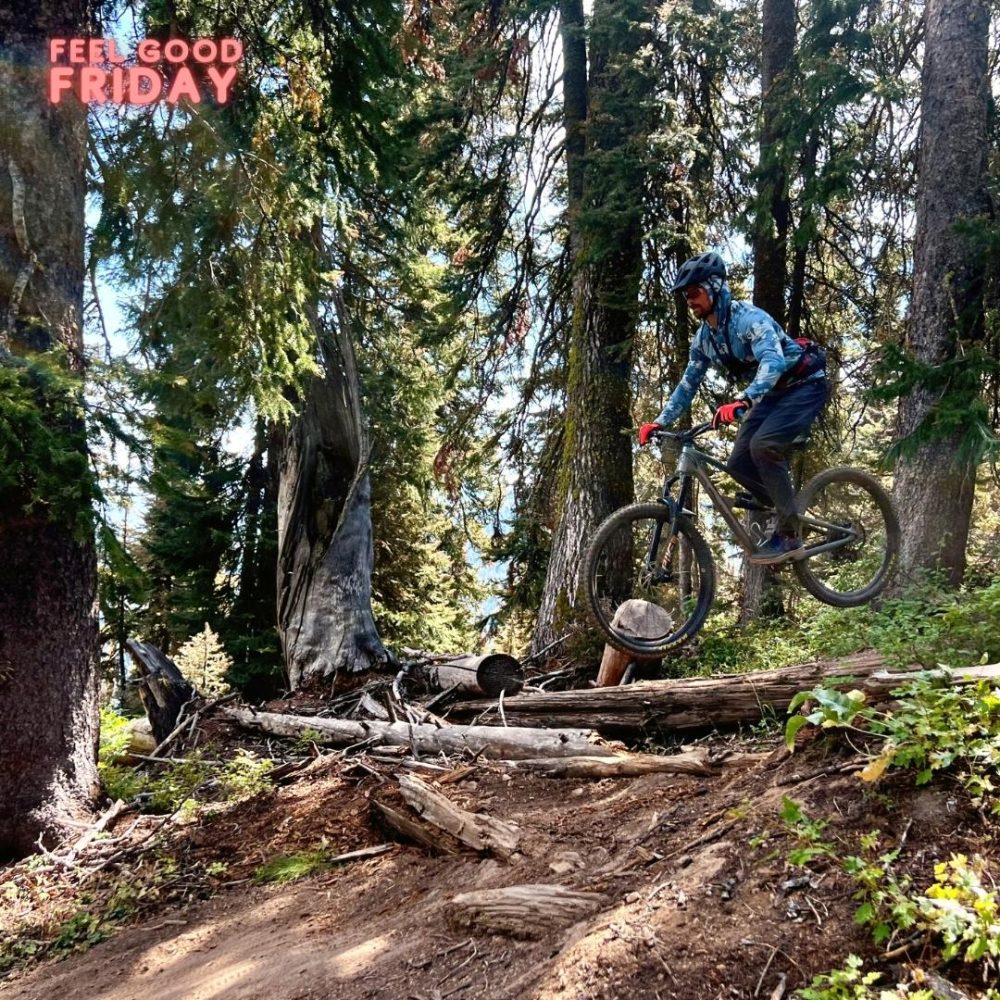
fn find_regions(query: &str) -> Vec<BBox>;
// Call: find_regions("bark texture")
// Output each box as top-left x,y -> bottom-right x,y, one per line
447,885 -> 607,939
224,706 -> 618,759
454,651 -> 908,733
742,0 -> 795,624
891,0 -> 991,587
126,639 -> 195,744
751,0 -> 795,327
275,292 -> 390,689
533,0 -> 651,653
0,2 -> 101,858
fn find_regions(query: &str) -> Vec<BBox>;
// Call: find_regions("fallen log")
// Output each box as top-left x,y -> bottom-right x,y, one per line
222,706 -> 618,759
397,773 -> 519,857
127,638 -> 196,744
372,799 -> 460,854
447,884 -> 606,938
500,749 -> 714,779
455,656 -> 1000,734
404,652 -> 525,698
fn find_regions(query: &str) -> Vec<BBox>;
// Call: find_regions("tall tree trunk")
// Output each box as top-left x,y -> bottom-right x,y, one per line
533,0 -> 651,654
751,0 -> 795,328
742,0 -> 795,625
891,0 -> 990,588
0,1 -> 100,858
786,132 -> 819,340
559,0 -> 587,213
275,289 -> 391,689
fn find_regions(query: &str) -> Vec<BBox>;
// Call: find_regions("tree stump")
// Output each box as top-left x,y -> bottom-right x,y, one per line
126,638 -> 195,744
595,599 -> 673,685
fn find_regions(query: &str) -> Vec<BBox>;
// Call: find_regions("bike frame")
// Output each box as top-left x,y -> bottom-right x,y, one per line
655,435 -> 860,560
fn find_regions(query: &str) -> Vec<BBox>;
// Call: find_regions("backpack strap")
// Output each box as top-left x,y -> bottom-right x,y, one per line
775,338 -> 826,390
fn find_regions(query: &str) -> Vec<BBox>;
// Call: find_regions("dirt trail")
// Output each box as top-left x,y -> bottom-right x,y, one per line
1,738 -> 989,1000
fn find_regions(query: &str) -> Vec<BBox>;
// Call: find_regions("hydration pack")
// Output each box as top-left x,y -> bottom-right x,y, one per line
775,337 -> 826,389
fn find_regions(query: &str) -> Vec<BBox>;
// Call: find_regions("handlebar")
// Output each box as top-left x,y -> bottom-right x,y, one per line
651,407 -> 747,445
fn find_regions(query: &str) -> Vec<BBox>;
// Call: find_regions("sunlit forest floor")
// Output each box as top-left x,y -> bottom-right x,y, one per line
2,706 -> 997,1000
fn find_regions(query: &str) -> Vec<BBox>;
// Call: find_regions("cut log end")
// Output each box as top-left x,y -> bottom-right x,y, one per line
596,599 -> 672,685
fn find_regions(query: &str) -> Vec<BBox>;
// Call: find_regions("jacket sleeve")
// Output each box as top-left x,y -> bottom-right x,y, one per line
741,319 -> 791,403
654,341 -> 710,427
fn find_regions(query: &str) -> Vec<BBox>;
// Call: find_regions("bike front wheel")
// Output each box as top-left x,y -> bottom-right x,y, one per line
793,467 -> 899,607
585,503 -> 716,658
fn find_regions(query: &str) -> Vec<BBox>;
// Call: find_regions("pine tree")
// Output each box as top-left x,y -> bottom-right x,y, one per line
889,0 -> 992,587
0,0 -> 101,858
174,623 -> 233,697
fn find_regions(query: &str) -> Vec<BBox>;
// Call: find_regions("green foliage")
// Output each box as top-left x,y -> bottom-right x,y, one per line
784,670 -> 1000,814
49,911 -> 107,955
794,955 -> 934,1000
98,710 -> 273,814
220,750 -> 275,801
779,796 -> 837,866
693,622 -> 812,675
800,578 -> 1000,669
918,854 -> 1000,969
779,800 -> 1000,980
173,624 -> 234,697
841,831 -> 915,945
254,849 -> 331,885
136,438 -> 243,656
795,955 -> 887,1000
0,357 -> 98,537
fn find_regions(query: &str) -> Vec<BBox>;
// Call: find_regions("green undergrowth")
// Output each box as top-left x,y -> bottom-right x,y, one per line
0,848 -> 205,977
0,713 -> 277,979
785,670 -> 1000,815
772,667 -> 1000,997
779,804 -> 1000,998
690,576 -> 1000,676
98,708 -> 274,815
254,847 -> 334,885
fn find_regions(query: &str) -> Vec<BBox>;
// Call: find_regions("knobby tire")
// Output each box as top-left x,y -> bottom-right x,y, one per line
585,503 -> 716,658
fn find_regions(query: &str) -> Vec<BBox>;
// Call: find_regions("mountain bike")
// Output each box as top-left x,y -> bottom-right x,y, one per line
585,421 -> 900,659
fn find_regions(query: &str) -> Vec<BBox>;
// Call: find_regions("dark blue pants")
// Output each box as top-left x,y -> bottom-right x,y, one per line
726,378 -> 829,534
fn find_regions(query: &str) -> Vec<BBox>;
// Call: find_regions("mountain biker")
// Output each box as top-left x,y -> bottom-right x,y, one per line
638,252 -> 828,565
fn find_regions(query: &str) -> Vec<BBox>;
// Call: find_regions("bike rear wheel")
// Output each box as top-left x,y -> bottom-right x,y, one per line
585,503 -> 716,658
793,467 -> 899,607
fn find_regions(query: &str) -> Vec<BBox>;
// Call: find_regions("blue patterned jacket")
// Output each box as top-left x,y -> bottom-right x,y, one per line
653,285 -> 824,428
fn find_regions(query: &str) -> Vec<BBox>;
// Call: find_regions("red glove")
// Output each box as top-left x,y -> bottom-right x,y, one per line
638,422 -> 662,446
712,400 -> 750,429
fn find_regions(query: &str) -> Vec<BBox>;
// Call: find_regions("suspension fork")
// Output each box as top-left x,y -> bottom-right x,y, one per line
649,474 -> 692,569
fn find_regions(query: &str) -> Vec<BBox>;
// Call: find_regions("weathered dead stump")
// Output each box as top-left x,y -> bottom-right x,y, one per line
126,638 -> 195,744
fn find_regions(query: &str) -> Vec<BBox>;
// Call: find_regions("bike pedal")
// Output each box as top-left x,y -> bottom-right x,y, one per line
730,491 -> 772,512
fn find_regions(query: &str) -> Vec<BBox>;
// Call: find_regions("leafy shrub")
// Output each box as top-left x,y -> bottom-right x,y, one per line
785,672 -> 1000,814
779,802 -> 1000,984
800,578 -> 1000,669
98,709 -> 273,813
795,955 -> 937,999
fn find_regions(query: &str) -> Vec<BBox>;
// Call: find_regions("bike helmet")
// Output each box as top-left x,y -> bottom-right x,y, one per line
668,251 -> 726,293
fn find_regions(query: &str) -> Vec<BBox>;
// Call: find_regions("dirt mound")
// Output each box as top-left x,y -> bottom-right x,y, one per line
2,732 -> 995,1000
